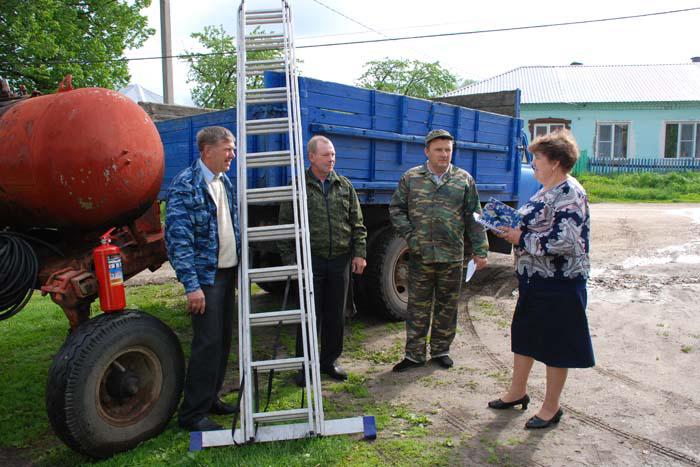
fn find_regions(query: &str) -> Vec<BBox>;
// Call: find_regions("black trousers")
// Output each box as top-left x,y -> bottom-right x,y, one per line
178,267 -> 236,425
296,254 -> 350,368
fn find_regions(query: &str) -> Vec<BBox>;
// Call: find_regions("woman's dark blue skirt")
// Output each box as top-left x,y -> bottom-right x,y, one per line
511,275 -> 595,368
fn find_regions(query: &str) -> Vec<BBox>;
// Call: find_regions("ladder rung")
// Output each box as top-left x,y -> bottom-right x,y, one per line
246,150 -> 292,168
248,224 -> 296,242
251,357 -> 305,372
253,408 -> 309,423
246,13 -> 283,25
246,67 -> 284,77
245,87 -> 288,104
246,117 -> 289,135
246,18 -> 283,25
246,42 -> 285,51
246,186 -> 293,204
248,265 -> 298,283
246,34 -> 284,41
250,309 -> 302,327
247,87 -> 287,94
246,37 -> 284,45
245,60 -> 286,76
246,127 -> 289,135
245,96 -> 287,104
246,12 -> 283,19
247,59 -> 285,66
247,8 -> 283,15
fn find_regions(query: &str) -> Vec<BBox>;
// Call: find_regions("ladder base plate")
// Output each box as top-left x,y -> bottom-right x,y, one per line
189,415 -> 377,451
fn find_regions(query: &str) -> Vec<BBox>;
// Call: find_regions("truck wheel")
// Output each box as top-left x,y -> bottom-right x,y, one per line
46,310 -> 185,459
366,230 -> 410,321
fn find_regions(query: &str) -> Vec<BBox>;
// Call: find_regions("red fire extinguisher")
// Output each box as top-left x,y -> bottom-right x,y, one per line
93,228 -> 126,312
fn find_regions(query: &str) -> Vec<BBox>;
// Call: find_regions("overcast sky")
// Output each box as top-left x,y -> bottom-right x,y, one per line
126,0 -> 700,105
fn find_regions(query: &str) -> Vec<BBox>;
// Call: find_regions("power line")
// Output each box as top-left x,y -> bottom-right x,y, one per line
297,6 -> 700,49
308,0 -> 388,38
39,6 -> 700,65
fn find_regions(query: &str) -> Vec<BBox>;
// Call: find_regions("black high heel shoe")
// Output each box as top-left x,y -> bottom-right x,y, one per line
524,408 -> 563,429
487,394 -> 530,410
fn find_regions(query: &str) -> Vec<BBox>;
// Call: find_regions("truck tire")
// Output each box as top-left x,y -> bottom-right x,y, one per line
46,310 -> 185,459
365,230 -> 410,321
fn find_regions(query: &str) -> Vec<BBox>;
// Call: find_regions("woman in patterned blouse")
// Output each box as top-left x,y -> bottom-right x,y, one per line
487,130 -> 594,429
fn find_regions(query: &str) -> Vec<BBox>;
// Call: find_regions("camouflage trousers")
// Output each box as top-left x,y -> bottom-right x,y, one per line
404,259 -> 463,362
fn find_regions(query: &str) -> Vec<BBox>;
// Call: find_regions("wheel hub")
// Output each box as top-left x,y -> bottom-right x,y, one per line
97,346 -> 163,427
393,247 -> 410,304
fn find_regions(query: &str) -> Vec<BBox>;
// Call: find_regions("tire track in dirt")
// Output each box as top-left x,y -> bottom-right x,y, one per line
461,296 -> 700,466
592,366 -> 700,412
441,408 -> 549,467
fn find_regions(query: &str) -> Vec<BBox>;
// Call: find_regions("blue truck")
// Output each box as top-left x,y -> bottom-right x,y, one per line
156,74 -> 539,320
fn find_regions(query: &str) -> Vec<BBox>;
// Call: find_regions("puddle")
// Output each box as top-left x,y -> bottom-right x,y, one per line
677,255 -> 700,264
621,240 -> 700,269
668,208 -> 700,224
622,256 -> 674,268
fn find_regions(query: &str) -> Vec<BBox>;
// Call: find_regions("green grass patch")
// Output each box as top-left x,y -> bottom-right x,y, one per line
0,284 -> 454,466
328,373 -> 370,398
345,321 -> 404,365
577,172 -> 700,203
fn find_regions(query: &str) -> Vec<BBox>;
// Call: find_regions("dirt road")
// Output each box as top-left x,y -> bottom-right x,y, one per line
356,203 -> 700,466
126,203 -> 700,466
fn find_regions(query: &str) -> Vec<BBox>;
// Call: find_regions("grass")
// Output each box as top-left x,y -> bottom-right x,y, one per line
577,172 -> 700,203
344,321 -> 404,365
0,282 -> 451,466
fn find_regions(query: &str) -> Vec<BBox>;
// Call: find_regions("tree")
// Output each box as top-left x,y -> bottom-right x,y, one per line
356,58 -> 460,99
0,0 -> 154,94
458,78 -> 477,88
184,25 -> 282,109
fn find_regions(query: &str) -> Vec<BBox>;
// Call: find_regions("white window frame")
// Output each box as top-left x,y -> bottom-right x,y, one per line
663,121 -> 700,158
533,123 -> 566,137
595,122 -> 630,159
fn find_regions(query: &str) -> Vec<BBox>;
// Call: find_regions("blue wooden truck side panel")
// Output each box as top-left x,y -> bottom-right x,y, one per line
157,74 -> 525,205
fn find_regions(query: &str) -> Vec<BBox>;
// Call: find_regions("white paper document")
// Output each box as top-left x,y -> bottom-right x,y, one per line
465,259 -> 476,283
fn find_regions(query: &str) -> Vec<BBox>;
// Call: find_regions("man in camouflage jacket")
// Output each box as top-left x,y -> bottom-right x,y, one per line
165,126 -> 241,432
279,135 -> 367,384
390,129 -> 488,372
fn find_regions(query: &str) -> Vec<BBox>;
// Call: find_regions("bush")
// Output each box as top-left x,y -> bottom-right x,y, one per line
577,172 -> 700,203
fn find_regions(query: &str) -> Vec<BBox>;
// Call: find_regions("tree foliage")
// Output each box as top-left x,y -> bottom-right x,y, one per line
185,25 -> 282,109
0,0 -> 154,94
356,58 -> 460,99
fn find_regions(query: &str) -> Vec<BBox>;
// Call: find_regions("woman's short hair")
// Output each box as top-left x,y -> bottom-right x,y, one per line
528,130 -> 580,173
197,126 -> 234,153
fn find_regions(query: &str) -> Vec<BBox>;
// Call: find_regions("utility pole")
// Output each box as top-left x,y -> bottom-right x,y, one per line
160,0 -> 174,104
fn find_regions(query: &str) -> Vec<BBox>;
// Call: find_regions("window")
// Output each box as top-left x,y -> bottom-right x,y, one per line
664,122 -> 700,158
528,118 -> 571,140
534,123 -> 565,137
596,123 -> 629,158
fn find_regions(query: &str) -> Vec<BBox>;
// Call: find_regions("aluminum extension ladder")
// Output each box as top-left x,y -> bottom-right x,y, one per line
190,0 -> 375,451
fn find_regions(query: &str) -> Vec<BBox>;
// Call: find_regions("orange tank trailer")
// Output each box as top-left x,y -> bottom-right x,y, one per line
0,77 -> 164,230
0,76 -> 183,459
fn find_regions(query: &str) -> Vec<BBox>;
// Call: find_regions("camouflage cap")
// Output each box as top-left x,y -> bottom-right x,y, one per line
425,129 -> 454,145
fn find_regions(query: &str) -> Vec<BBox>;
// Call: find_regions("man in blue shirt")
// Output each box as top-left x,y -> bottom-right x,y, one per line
165,126 -> 241,432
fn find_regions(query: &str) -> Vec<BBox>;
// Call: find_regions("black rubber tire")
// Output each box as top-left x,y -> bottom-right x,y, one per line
46,310 -> 185,459
365,229 -> 410,321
